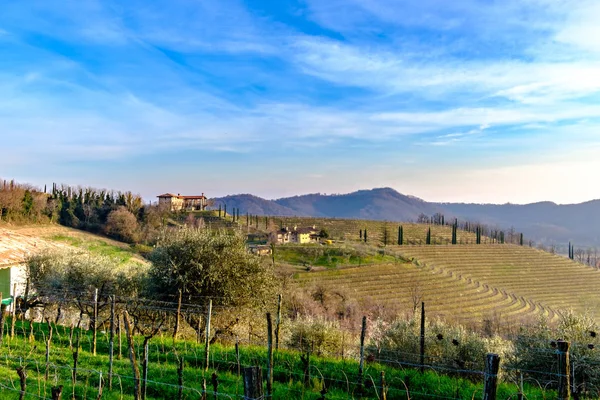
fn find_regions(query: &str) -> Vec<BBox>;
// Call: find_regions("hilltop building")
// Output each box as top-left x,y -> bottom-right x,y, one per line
271,225 -> 319,244
157,193 -> 208,211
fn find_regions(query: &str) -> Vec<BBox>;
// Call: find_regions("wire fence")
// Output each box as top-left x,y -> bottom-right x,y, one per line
2,292 -> 599,399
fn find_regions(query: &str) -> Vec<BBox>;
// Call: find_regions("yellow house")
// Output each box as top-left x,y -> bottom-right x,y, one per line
271,226 -> 319,244
157,193 -> 207,211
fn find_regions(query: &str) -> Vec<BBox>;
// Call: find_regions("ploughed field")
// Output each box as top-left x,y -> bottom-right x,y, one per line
296,244 -> 598,327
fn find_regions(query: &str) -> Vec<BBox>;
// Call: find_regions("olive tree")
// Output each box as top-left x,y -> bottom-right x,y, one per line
147,227 -> 277,339
27,249 -> 146,327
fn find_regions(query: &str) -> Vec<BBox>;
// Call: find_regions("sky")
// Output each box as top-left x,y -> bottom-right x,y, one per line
1,0 -> 600,204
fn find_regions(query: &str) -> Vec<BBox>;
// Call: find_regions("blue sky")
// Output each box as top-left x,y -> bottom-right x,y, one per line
2,0 -> 600,204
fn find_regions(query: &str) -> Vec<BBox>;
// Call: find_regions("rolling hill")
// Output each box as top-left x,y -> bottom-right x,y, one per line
213,188 -> 600,246
297,243 -> 599,328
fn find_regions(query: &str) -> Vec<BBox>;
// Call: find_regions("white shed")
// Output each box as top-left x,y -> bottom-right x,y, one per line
0,228 -> 57,310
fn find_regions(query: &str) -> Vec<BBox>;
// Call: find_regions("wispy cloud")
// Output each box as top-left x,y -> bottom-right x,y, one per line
2,0 -> 600,203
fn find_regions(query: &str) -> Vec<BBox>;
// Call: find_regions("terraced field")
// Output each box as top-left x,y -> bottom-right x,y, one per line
395,244 -> 600,321
296,259 -> 554,328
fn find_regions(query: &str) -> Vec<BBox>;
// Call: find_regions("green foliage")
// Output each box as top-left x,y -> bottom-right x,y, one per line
370,316 -> 510,378
508,312 -> 600,394
104,206 -> 140,243
147,227 -> 276,308
318,228 -> 329,238
26,248 -> 146,320
286,316 -> 348,357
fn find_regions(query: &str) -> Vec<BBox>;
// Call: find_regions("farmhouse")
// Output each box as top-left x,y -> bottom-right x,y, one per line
157,193 -> 208,211
271,225 -> 319,244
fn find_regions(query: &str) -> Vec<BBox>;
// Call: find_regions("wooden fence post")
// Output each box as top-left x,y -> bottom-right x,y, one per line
557,340 -> 571,400
108,295 -> 115,390
173,289 -> 182,343
266,312 -> 274,398
92,288 -> 98,356
358,316 -> 367,392
16,366 -> 27,400
123,311 -> 141,400
204,299 -> 212,372
51,386 -> 63,400
72,331 -> 80,400
381,371 -> 388,400
45,321 -> 53,381
177,354 -> 184,400
0,292 -> 5,344
243,367 -> 263,400
420,302 -> 425,372
10,283 -> 16,338
275,294 -> 282,351
483,353 -> 500,400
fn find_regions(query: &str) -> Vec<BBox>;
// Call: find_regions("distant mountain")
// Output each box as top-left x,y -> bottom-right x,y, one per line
213,194 -> 300,216
274,188 -> 445,220
214,188 -> 444,221
212,188 -> 600,247
439,200 -> 600,246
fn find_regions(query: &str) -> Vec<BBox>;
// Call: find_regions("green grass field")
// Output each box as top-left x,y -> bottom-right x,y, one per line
0,319 -> 550,399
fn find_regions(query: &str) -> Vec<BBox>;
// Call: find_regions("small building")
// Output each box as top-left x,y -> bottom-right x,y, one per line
249,245 -> 272,256
270,225 -> 319,244
157,193 -> 208,211
0,228 -> 57,311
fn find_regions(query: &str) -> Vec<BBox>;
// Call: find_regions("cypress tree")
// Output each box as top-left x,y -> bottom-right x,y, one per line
398,226 -> 403,245
224,204 -> 227,218
451,224 -> 457,245
364,229 -> 368,243
519,233 -> 524,246
360,229 -> 363,240
265,216 -> 268,229
426,227 -> 431,245
218,204 -> 222,218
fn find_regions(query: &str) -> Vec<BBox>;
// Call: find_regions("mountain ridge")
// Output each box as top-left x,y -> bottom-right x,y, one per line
213,188 -> 600,246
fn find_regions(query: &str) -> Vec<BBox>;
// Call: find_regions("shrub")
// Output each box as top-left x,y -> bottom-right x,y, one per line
286,316 -> 353,357
105,206 -> 140,243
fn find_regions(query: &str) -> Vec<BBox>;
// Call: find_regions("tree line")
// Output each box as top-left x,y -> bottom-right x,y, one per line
0,178 -> 168,243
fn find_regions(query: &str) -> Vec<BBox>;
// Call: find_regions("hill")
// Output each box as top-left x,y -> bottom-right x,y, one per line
297,243 -> 600,329
213,188 -> 600,246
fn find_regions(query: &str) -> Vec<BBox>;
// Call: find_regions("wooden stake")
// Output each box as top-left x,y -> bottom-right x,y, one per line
177,355 -> 184,400
0,292 -> 5,344
380,371 -> 388,400
173,289 -> 182,343
108,296 -> 115,390
275,294 -> 282,351
243,367 -> 263,400
142,338 -> 149,400
483,353 -> 500,400
204,299 -> 212,372
420,301 -> 425,372
16,366 -> 27,400
51,386 -> 63,400
557,341 -> 571,400
266,313 -> 274,398
92,288 -> 98,356
358,316 -> 367,392
123,311 -> 141,400
72,330 -> 80,400
10,283 -> 16,338
118,315 -> 122,360
45,321 -> 53,381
